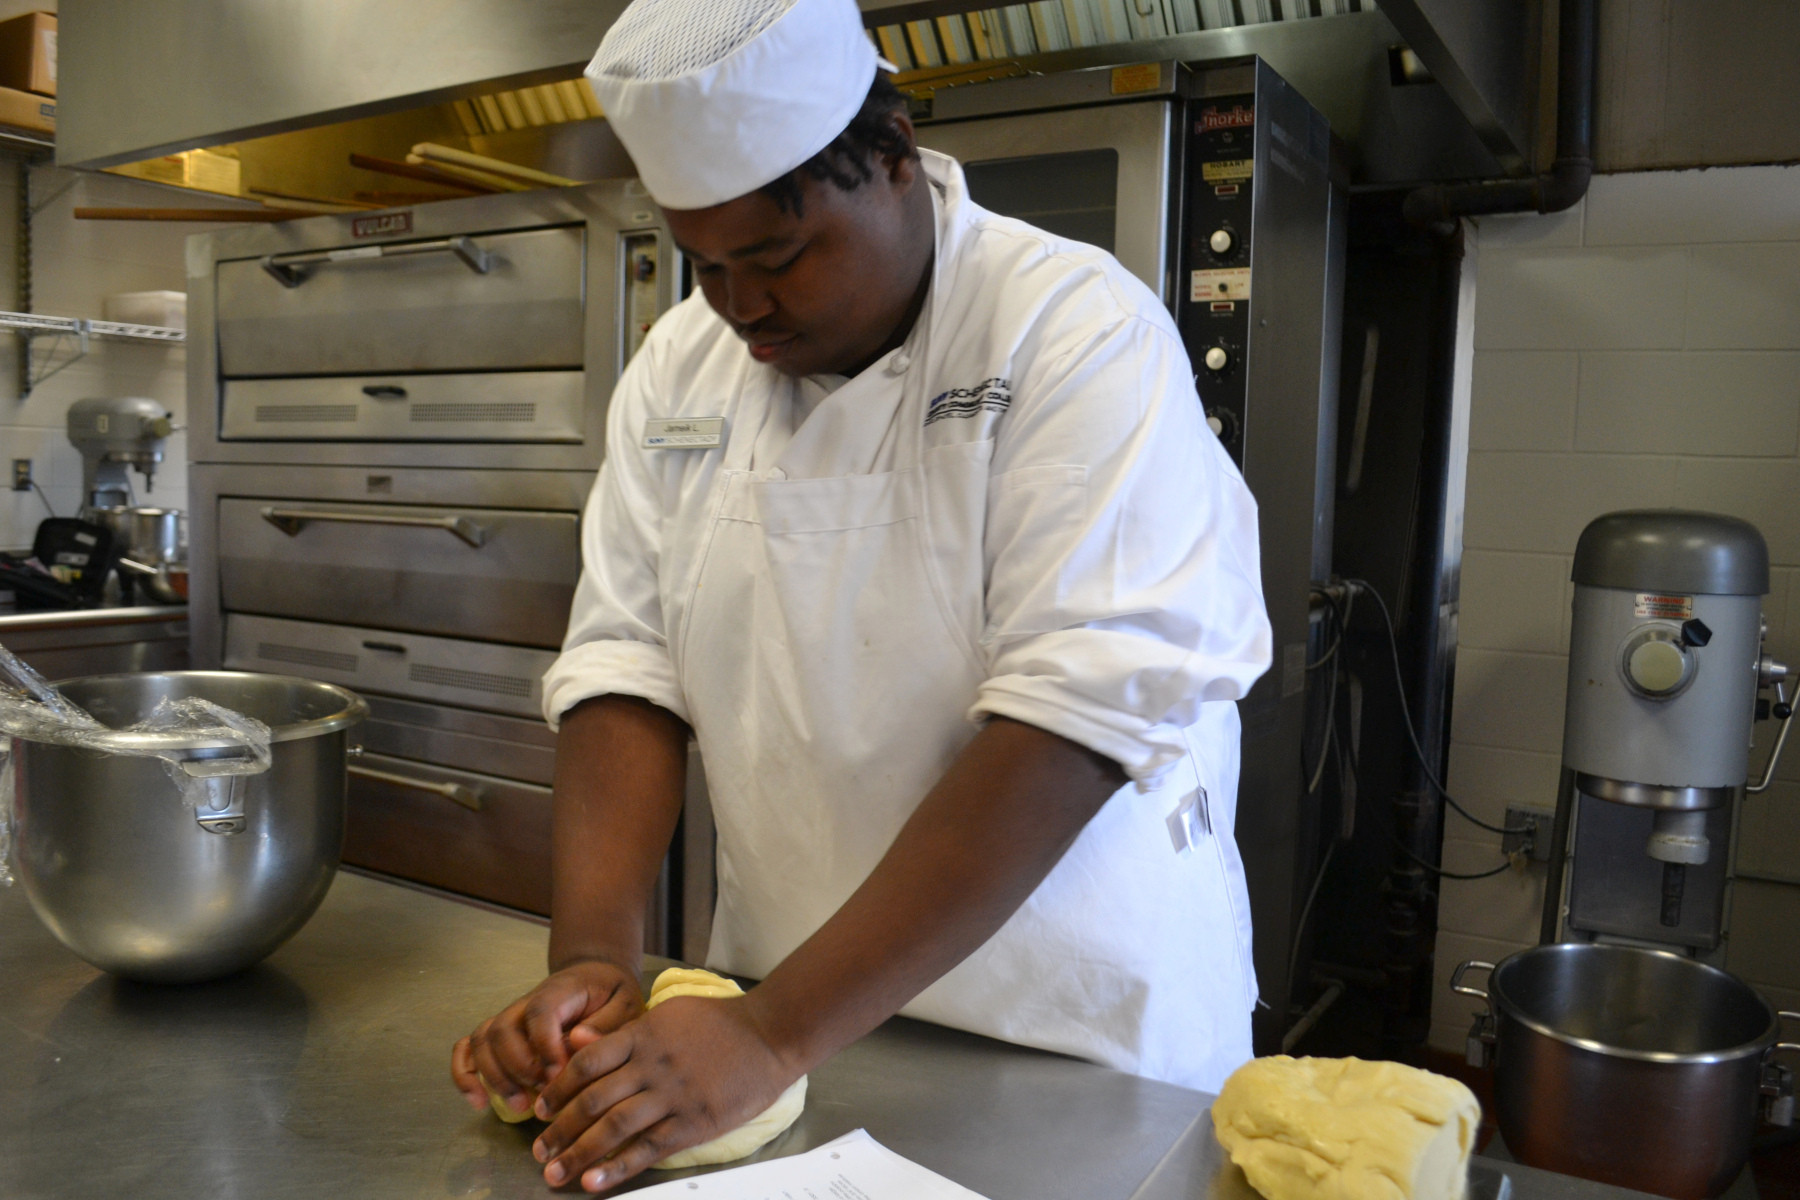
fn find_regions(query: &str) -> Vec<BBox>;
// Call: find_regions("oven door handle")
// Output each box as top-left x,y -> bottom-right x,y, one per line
260,234 -> 491,287
348,762 -> 483,812
259,505 -> 487,548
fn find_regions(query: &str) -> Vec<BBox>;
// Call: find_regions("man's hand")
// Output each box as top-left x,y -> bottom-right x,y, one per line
451,960 -> 646,1116
450,693 -> 687,1117
530,994 -> 797,1192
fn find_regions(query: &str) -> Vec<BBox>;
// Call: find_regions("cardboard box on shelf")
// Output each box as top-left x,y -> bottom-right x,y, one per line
103,291 -> 187,331
0,12 -> 55,97
0,84 -> 52,136
109,149 -> 241,197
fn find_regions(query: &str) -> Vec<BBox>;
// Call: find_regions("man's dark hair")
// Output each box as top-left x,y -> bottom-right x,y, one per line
760,74 -> 915,216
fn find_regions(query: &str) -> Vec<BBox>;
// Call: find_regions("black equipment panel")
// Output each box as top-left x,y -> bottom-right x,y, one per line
1179,94 -> 1257,465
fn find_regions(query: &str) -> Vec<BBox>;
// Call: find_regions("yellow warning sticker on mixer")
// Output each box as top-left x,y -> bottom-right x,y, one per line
1634,593 -> 1693,619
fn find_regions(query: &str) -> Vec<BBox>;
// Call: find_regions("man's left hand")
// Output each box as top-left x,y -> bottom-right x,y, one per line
531,994 -> 797,1192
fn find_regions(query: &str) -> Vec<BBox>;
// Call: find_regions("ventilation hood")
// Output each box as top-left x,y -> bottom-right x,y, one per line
58,0 -> 1541,187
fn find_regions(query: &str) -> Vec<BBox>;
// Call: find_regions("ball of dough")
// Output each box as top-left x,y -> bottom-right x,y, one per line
1211,1056 -> 1480,1200
483,1078 -> 538,1124
642,967 -> 808,1169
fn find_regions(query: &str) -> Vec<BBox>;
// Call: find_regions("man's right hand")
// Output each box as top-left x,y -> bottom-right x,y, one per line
452,958 -> 646,1115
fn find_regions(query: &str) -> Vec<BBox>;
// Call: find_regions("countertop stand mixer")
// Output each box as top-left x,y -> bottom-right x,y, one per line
65,396 -> 186,603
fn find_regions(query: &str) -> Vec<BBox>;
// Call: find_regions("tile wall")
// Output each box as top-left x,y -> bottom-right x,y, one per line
0,167 -> 205,552
1431,164 -> 1800,1051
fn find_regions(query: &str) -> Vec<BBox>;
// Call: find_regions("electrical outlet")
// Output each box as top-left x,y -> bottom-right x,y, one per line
11,459 -> 30,491
1504,807 -> 1554,863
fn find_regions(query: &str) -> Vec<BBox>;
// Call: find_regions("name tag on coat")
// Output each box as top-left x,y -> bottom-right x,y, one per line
644,417 -> 724,448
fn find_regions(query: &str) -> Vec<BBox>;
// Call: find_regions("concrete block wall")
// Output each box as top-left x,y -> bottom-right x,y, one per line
1431,164 -> 1800,1052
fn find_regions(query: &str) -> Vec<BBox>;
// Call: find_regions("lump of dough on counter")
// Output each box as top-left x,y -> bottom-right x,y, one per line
1211,1056 -> 1479,1200
484,1078 -> 538,1124
643,967 -> 808,1170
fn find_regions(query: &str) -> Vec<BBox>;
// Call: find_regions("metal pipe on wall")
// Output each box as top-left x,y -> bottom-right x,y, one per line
1403,0 -> 1597,227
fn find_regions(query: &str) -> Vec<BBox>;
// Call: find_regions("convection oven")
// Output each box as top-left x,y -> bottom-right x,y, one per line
186,186 -> 678,936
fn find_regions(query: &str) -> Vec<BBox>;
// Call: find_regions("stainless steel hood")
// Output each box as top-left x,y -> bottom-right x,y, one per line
856,0 -> 1539,178
62,0 -> 1539,187
57,0 -> 629,168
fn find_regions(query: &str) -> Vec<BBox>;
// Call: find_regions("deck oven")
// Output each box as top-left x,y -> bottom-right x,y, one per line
186,185 -> 678,936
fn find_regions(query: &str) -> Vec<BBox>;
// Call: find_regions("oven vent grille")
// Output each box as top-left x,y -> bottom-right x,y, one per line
410,403 -> 538,423
257,642 -> 358,672
256,404 -> 359,423
409,663 -> 533,697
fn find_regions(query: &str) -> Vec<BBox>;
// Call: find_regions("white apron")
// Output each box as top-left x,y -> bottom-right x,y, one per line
676,294 -> 1255,1095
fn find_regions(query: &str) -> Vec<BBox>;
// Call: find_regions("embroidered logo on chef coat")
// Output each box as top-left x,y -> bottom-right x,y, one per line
923,378 -> 1012,426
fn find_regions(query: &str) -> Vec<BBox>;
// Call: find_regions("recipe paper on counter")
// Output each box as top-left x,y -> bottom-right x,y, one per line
628,1129 -> 989,1199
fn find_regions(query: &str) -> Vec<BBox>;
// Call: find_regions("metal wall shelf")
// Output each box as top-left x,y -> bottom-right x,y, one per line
0,310 -> 185,343
0,309 -> 185,396
0,128 -> 51,157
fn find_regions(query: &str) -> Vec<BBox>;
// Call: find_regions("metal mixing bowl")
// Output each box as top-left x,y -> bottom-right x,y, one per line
1457,943 -> 1794,1199
12,671 -> 367,983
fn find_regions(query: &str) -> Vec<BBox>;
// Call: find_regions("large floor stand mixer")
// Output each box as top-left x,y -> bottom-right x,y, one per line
1544,509 -> 1790,953
1456,510 -> 1797,1199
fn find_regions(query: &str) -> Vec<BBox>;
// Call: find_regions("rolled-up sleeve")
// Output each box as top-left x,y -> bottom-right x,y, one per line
971,312 -> 1271,785
541,349 -> 690,729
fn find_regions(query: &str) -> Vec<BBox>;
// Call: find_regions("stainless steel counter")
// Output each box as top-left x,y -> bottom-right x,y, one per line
0,604 -> 189,680
0,870 -> 1652,1200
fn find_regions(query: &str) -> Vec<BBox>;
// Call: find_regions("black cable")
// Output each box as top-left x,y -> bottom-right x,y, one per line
1343,578 -> 1531,837
1284,840 -> 1338,1011
28,480 -> 54,518
1305,595 -> 1341,795
1288,653 -> 1363,1025
1392,838 -> 1515,881
1306,585 -> 1357,671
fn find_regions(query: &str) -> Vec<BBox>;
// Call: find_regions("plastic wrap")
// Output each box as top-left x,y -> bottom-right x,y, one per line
0,750 -> 12,889
130,696 -> 274,809
0,646 -> 272,886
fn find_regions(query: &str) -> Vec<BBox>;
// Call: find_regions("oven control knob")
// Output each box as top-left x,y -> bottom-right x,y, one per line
1208,228 -> 1236,256
1204,346 -> 1230,372
1204,407 -> 1238,443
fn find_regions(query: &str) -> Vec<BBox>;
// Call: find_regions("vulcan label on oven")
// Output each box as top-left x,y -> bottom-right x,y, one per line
353,211 -> 412,238
1201,158 -> 1254,183
643,417 -> 724,448
1635,593 -> 1694,619
1191,267 -> 1251,303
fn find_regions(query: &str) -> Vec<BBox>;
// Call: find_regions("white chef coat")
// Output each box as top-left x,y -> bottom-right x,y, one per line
543,150 -> 1273,1092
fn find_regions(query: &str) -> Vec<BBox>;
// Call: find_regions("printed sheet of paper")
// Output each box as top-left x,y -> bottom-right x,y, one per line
626,1129 -> 990,1199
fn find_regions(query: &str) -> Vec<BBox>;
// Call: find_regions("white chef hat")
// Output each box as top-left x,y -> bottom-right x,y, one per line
585,0 -> 894,211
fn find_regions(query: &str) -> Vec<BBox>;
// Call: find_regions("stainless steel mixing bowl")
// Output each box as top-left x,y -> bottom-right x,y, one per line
12,671 -> 367,983
1455,943 -> 1799,1199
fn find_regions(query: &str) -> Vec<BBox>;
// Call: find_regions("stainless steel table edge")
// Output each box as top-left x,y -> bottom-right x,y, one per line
0,871 -> 1667,1200
0,604 -> 187,631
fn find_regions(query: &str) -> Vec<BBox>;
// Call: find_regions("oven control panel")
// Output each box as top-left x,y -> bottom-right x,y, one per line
1179,94 -> 1256,467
